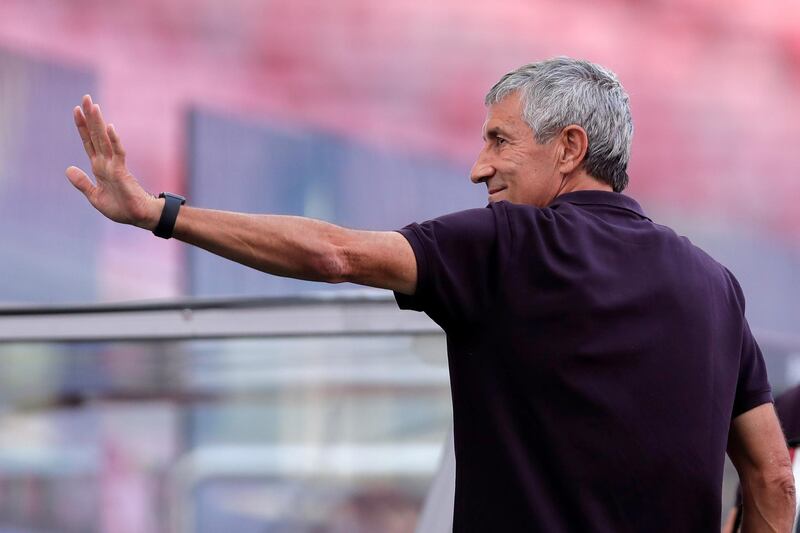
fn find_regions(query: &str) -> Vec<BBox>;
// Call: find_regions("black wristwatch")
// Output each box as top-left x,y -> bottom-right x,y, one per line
153,192 -> 186,239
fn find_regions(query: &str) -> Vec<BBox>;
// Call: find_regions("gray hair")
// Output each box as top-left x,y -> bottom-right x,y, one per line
485,57 -> 633,192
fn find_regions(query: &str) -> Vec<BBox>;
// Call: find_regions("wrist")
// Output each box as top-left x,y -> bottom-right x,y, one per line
137,195 -> 165,231
152,192 -> 186,239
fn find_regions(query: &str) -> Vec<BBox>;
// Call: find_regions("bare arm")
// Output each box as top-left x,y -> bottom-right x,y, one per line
65,95 -> 417,294
727,403 -> 795,533
171,207 -> 417,293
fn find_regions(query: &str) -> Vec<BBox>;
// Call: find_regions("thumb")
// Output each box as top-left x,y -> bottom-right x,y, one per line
65,166 -> 96,200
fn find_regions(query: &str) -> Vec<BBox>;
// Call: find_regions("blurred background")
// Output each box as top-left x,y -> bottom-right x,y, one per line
0,0 -> 799,530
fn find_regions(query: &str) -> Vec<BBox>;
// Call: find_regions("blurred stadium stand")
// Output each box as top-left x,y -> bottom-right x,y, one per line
0,0 -> 799,530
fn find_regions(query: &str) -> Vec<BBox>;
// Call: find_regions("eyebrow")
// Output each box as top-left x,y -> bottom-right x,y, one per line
483,126 -> 509,141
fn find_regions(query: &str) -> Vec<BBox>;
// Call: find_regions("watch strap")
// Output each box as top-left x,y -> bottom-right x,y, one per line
153,192 -> 186,239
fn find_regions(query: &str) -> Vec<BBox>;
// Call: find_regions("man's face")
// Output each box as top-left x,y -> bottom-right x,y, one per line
470,92 -> 562,207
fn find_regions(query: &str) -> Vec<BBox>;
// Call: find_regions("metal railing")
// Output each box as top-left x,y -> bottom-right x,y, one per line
0,292 -> 455,533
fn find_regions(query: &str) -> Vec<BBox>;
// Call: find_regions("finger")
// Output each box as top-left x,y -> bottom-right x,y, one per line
65,166 -> 97,200
86,102 -> 113,158
73,106 -> 95,158
106,123 -> 126,160
82,94 -> 94,119
91,103 -> 114,157
82,95 -> 103,157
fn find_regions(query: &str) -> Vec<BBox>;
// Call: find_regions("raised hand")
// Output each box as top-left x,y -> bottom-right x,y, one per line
66,95 -> 161,229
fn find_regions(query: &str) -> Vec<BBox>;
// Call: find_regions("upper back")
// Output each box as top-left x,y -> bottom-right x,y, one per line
394,190 -> 772,531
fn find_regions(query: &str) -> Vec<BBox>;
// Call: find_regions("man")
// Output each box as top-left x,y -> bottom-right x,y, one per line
66,58 -> 794,531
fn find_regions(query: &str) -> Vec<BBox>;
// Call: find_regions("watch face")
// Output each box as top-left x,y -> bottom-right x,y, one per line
160,192 -> 186,204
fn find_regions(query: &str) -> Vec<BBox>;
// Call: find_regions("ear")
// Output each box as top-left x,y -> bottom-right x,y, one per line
556,125 -> 589,175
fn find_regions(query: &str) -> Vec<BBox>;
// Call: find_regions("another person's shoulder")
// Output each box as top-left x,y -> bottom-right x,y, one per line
775,384 -> 800,444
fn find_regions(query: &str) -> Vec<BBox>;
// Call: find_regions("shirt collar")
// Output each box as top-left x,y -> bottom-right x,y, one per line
548,190 -> 649,220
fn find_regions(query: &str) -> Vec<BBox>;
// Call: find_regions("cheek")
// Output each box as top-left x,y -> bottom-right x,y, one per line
505,148 -> 547,180
504,148 -> 529,168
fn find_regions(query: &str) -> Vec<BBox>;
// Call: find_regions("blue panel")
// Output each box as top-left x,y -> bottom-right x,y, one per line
0,49 -> 98,303
187,111 -> 483,297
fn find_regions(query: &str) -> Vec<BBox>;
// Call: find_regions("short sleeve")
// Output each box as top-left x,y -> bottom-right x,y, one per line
732,317 -> 773,418
393,202 -> 512,329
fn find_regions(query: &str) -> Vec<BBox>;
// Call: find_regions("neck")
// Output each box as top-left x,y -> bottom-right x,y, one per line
551,170 -> 613,202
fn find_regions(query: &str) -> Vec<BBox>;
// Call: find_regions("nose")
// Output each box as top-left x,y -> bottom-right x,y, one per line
470,147 -> 495,184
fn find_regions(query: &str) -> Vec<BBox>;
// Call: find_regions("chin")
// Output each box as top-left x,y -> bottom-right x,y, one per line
488,191 -> 509,203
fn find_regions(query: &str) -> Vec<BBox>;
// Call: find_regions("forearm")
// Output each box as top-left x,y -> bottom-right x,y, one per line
124,194 -> 415,293
168,205 -> 348,283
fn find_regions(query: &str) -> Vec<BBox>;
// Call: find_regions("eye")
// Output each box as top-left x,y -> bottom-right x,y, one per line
496,137 -> 507,146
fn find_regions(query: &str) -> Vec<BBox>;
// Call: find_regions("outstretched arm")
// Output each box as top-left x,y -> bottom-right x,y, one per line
727,403 -> 795,533
66,95 -> 417,294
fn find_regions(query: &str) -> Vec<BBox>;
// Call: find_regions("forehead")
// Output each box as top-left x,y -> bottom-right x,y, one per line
482,92 -> 530,136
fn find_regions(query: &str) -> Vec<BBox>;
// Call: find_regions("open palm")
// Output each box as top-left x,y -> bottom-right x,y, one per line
66,95 -> 157,228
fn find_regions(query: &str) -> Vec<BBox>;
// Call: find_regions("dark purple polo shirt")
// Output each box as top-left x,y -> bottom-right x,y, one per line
395,190 -> 772,532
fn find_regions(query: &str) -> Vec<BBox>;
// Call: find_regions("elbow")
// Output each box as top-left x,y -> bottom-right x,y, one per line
742,461 -> 796,516
766,473 -> 797,514
774,468 -> 796,506
312,226 -> 362,285
315,244 -> 350,284
758,462 -> 795,502
740,477 -> 795,533
767,456 -> 796,502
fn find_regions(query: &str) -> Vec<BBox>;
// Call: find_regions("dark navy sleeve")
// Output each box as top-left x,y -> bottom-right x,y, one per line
393,202 -> 512,328
728,271 -> 772,418
732,312 -> 773,418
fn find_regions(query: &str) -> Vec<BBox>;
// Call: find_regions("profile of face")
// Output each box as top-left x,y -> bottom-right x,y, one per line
470,92 -> 567,207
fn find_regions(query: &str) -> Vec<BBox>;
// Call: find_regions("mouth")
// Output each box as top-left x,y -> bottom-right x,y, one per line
488,186 -> 506,196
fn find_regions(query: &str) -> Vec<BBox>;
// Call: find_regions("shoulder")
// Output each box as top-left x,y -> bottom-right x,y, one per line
396,204 -> 513,263
417,204 -> 499,228
406,202 -> 535,242
658,228 -> 745,303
